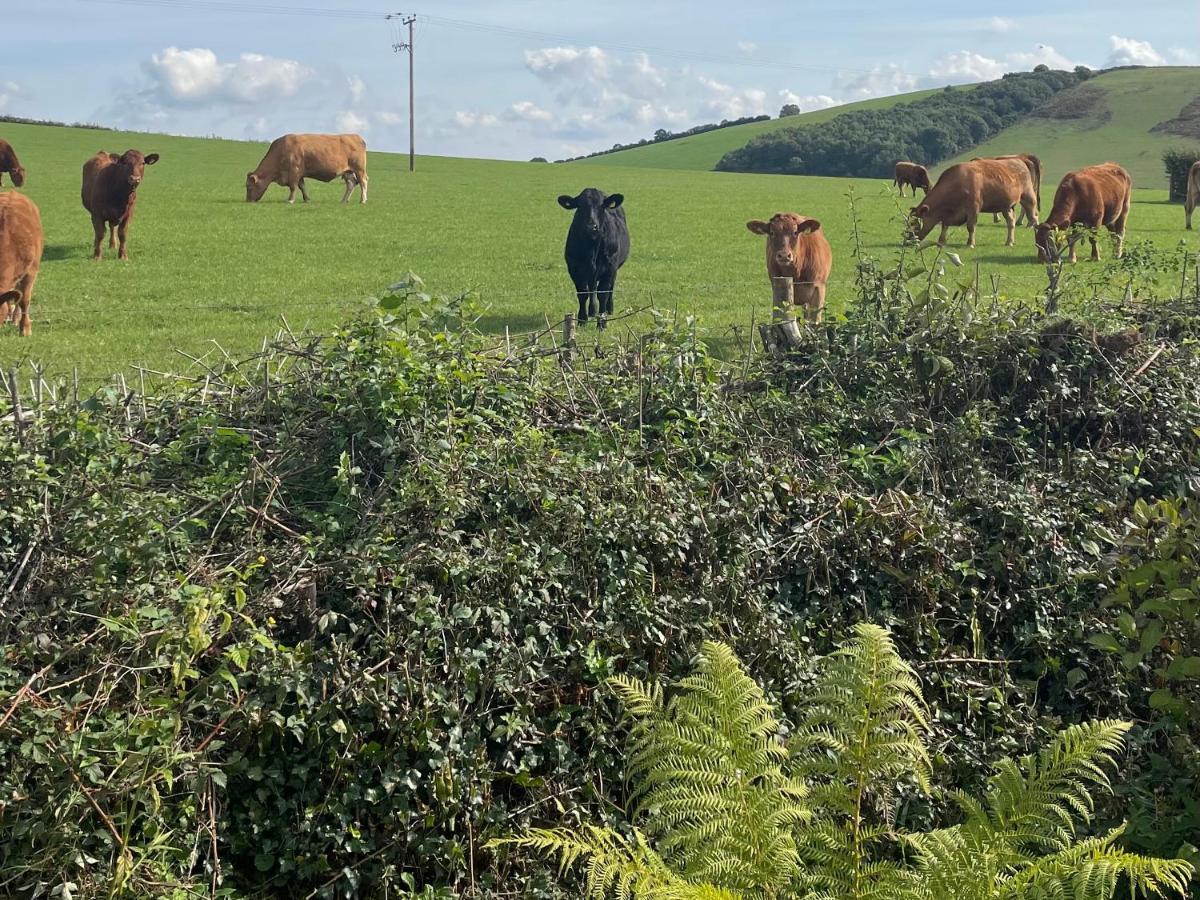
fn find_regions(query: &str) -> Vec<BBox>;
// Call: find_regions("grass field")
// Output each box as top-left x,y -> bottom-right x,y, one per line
945,67 -> 1200,186
0,119 -> 1196,382
570,88 -> 946,171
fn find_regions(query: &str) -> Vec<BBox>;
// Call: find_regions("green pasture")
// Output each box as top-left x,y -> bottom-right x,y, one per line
0,119 -> 1196,382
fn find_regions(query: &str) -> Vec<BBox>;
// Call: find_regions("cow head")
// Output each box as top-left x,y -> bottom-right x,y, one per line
8,165 -> 25,188
246,172 -> 270,203
113,150 -> 159,188
1035,223 -> 1063,263
906,204 -> 935,242
558,188 -> 623,235
746,213 -> 822,267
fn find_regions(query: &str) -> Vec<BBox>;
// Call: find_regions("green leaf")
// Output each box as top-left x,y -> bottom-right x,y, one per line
1165,656 -> 1200,681
1088,633 -> 1122,653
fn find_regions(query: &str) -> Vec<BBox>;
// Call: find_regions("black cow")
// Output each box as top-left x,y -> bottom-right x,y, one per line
557,188 -> 630,324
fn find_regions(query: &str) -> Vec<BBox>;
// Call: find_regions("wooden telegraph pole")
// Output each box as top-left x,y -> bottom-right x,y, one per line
389,13 -> 417,172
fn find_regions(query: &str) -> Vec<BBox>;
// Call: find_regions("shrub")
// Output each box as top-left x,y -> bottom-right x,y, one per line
1162,148 -> 1200,202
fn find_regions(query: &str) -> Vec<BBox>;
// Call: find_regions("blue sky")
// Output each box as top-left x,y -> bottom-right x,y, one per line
2,0 -> 1196,160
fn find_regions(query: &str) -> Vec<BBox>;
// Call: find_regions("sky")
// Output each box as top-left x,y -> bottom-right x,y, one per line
2,0 -> 1197,161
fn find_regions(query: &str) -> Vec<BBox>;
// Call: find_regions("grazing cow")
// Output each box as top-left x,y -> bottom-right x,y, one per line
1186,160 -> 1200,230
558,188 -> 630,325
979,153 -> 1042,226
81,149 -> 160,261
0,192 -> 43,337
0,139 -> 25,188
746,213 -> 833,324
893,161 -> 931,197
1034,163 -> 1132,264
909,158 -> 1038,248
246,133 -> 368,204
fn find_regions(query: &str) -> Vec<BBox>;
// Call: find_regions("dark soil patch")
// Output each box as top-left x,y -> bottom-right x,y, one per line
1030,84 -> 1110,121
1151,94 -> 1200,138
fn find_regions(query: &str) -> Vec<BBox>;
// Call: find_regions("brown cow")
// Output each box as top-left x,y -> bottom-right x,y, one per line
1186,160 -> 1200,230
246,133 -> 368,204
0,139 -> 25,188
909,158 -> 1038,248
0,192 -> 43,337
979,153 -> 1042,226
893,161 -> 931,197
746,213 -> 833,324
1034,163 -> 1131,264
81,149 -> 160,261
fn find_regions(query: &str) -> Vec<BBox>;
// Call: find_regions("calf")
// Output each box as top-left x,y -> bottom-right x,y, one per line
0,139 -> 25,187
558,188 -> 630,325
81,149 -> 159,260
1034,163 -> 1132,263
0,192 -> 43,337
893,161 -> 931,197
1186,160 -> 1200,230
746,213 -> 833,324
909,158 -> 1038,248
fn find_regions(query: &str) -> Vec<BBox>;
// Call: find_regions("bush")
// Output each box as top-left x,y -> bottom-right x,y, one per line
4,258 -> 1200,897
1162,148 -> 1200,202
717,68 -> 1080,177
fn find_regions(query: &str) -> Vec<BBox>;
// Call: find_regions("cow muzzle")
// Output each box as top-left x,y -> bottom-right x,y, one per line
774,252 -> 794,266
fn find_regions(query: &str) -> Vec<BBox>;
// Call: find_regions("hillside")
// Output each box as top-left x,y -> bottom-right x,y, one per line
583,66 -> 1200,188
570,87 -> 946,171
945,66 -> 1200,187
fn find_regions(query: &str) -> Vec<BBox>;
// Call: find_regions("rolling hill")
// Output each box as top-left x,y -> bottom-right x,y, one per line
570,87 -> 946,171
581,66 -> 1200,188
944,66 -> 1200,186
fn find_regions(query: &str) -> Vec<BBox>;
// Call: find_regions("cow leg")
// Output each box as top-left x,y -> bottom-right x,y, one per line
91,214 -> 107,260
796,282 -> 825,324
571,274 -> 592,325
597,271 -> 617,317
16,275 -> 33,337
965,212 -> 980,248
358,173 -> 369,204
1002,208 -> 1016,247
340,173 -> 355,204
109,224 -> 117,249
286,184 -> 297,204
937,223 -> 949,247
117,219 -> 130,261
299,179 -> 311,203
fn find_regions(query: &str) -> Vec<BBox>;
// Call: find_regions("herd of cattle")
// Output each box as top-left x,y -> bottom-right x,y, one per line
2,130 -> 1200,337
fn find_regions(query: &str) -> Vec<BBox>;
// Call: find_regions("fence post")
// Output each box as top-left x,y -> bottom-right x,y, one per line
562,314 -> 577,361
759,277 -> 803,354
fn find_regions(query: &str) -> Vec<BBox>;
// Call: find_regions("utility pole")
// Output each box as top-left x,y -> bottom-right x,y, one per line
389,13 -> 417,172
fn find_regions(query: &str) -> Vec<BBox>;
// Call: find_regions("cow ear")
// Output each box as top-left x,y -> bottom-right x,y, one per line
557,195 -> 577,209
798,218 -> 821,233
144,154 -> 160,165
107,152 -> 120,162
913,204 -> 929,217
604,193 -> 624,209
746,220 -> 770,235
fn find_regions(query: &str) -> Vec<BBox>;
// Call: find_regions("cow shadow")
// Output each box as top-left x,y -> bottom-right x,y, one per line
42,245 -> 86,262
476,311 -> 568,337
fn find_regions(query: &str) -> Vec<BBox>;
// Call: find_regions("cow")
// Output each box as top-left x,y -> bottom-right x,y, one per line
1186,160 -> 1200,230
0,139 -> 25,188
1034,163 -> 1132,264
558,188 -> 630,325
246,133 -> 368,204
909,158 -> 1038,248
980,153 -> 1042,226
0,192 -> 43,337
893,161 -> 931,197
746,213 -> 833,324
81,150 -> 159,261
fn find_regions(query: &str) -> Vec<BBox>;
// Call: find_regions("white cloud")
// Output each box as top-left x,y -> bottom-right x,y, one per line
778,90 -> 838,113
336,110 -> 369,133
737,41 -> 758,54
1168,47 -> 1200,65
378,111 -> 406,126
1107,35 -> 1166,67
454,110 -> 499,128
833,64 -> 920,100
985,17 -> 1015,33
0,80 -> 29,113
922,44 -> 1076,86
508,100 -> 554,123
145,47 -> 316,106
347,75 -> 367,104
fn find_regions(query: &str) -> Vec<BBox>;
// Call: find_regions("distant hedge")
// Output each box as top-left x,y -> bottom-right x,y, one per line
716,68 -> 1081,178
1163,147 -> 1200,201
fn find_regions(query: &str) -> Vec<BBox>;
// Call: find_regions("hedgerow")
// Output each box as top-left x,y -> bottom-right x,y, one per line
2,255 -> 1200,897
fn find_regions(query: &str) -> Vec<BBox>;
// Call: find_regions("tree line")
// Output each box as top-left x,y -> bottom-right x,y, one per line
716,67 -> 1089,177
552,114 -> 771,163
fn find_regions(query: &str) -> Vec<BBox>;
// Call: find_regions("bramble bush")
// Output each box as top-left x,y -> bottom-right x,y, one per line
2,250 -> 1200,897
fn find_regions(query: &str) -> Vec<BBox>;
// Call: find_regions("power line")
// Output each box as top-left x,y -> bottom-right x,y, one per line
78,0 -> 881,77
